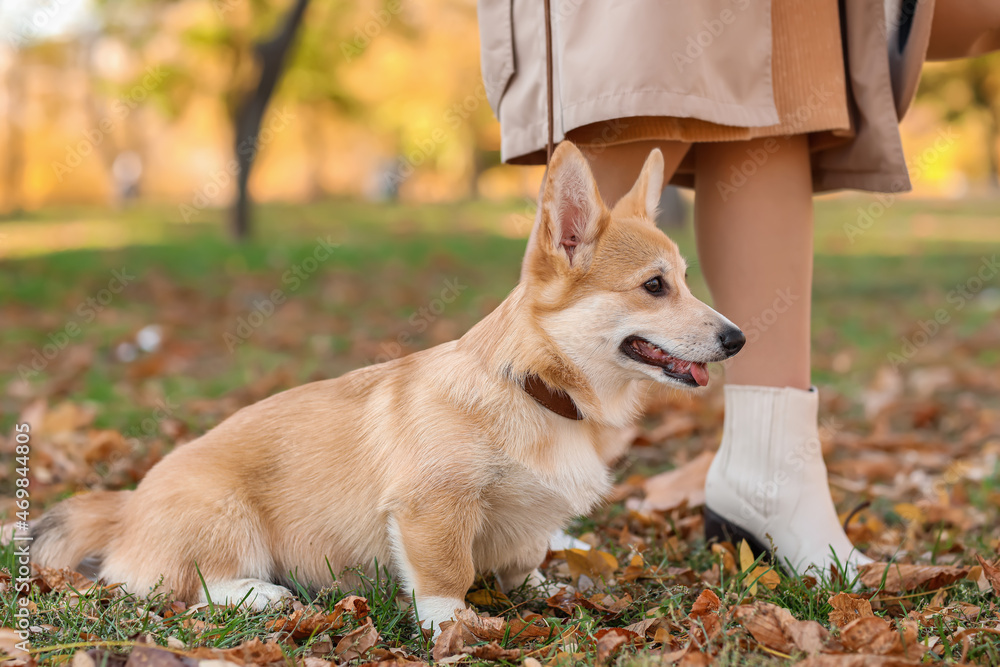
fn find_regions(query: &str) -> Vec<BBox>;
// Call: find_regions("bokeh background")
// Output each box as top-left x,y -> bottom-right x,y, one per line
1,0 -> 999,568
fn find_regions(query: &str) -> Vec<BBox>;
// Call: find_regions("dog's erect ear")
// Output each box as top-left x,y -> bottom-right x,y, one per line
536,142 -> 606,269
613,148 -> 664,222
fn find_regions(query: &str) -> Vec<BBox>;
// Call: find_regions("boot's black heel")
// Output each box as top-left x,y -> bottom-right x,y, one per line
703,506 -> 772,561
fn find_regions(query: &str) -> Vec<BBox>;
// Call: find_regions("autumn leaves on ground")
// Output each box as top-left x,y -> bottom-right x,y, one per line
1,198 -> 999,666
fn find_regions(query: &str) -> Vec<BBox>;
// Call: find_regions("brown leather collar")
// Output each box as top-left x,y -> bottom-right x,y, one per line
522,374 -> 583,420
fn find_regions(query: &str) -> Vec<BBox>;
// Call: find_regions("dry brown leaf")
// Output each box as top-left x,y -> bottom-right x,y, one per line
839,616 -> 924,660
463,641 -> 522,661
711,542 -> 738,574
733,602 -> 831,656
839,616 -> 896,653
187,637 -> 284,664
687,589 -> 722,647
594,627 -> 640,664
556,548 -> 618,584
974,553 -> 1000,595
454,608 -> 554,644
266,595 -> 369,639
465,588 -> 510,607
637,451 -> 714,513
828,592 -> 874,628
34,566 -> 94,594
623,617 -> 670,640
0,628 -> 30,662
858,562 -> 969,594
335,618 -> 380,661
431,619 -> 473,661
739,540 -> 779,595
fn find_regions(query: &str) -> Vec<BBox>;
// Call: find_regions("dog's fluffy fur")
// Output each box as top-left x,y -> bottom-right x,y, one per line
33,143 -> 742,632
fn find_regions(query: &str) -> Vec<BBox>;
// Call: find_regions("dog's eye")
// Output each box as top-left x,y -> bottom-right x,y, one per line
643,277 -> 665,295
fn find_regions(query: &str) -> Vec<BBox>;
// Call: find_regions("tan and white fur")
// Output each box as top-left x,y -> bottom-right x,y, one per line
32,142 -> 744,634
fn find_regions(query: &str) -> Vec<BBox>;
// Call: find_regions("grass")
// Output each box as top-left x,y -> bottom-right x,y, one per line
1,195 -> 1000,664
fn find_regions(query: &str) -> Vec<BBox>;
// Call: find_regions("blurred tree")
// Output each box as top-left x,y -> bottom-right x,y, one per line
231,0 -> 310,240
917,53 -> 1000,190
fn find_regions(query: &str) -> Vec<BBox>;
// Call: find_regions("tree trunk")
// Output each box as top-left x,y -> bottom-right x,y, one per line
231,0 -> 311,240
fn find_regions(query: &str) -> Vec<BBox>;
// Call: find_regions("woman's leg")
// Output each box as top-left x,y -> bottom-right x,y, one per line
693,136 -> 812,389
694,135 -> 868,574
579,140 -> 691,207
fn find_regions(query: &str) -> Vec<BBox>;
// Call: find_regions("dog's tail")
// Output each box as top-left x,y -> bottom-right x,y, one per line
31,490 -> 131,570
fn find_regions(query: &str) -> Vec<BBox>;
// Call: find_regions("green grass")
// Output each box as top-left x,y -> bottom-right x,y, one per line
2,196 -> 1000,664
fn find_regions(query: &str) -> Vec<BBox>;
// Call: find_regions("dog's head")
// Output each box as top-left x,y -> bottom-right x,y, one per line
522,142 -> 745,390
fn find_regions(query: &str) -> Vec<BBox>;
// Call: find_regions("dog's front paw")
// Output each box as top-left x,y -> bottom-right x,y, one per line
414,595 -> 467,639
201,578 -> 294,610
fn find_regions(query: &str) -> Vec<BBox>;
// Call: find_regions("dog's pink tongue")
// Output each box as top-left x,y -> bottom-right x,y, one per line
691,362 -> 709,387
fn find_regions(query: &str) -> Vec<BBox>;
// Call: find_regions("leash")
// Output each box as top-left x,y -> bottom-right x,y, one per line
543,0 -> 554,164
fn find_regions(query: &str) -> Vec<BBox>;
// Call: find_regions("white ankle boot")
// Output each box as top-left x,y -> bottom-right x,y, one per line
704,384 -> 871,577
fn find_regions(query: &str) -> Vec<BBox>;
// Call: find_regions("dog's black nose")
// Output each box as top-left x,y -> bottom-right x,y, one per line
719,327 -> 746,355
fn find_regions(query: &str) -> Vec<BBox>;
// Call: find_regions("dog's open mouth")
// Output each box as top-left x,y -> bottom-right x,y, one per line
621,336 -> 710,387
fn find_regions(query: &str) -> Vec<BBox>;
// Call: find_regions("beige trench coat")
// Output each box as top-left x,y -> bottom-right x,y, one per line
478,0 -> 935,194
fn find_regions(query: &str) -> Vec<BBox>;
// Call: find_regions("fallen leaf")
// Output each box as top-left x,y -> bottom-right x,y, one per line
687,589 -> 722,647
839,616 -> 924,660
187,638 -> 284,664
739,540 -> 779,595
335,618 -> 379,661
465,588 -> 510,607
594,627 -> 639,664
556,548 -> 618,584
267,595 -> 369,639
463,641 -> 521,661
454,608 -> 554,643
637,451 -> 714,513
858,563 -> 969,594
974,553 -> 1000,595
733,602 -> 832,656
0,628 -> 30,661
711,542 -> 737,574
35,566 -> 94,594
431,620 -> 473,661
828,592 -> 874,628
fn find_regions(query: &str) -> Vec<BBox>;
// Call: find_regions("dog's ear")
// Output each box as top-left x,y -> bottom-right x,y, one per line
532,142 -> 606,271
613,148 -> 664,222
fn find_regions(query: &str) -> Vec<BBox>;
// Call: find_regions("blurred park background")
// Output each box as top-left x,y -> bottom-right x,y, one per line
1,0 -> 999,517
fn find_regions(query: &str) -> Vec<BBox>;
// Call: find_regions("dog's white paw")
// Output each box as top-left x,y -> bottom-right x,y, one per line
413,595 -> 466,639
201,578 -> 293,610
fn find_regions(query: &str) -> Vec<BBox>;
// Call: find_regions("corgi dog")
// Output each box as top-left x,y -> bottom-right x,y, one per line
32,142 -> 744,633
